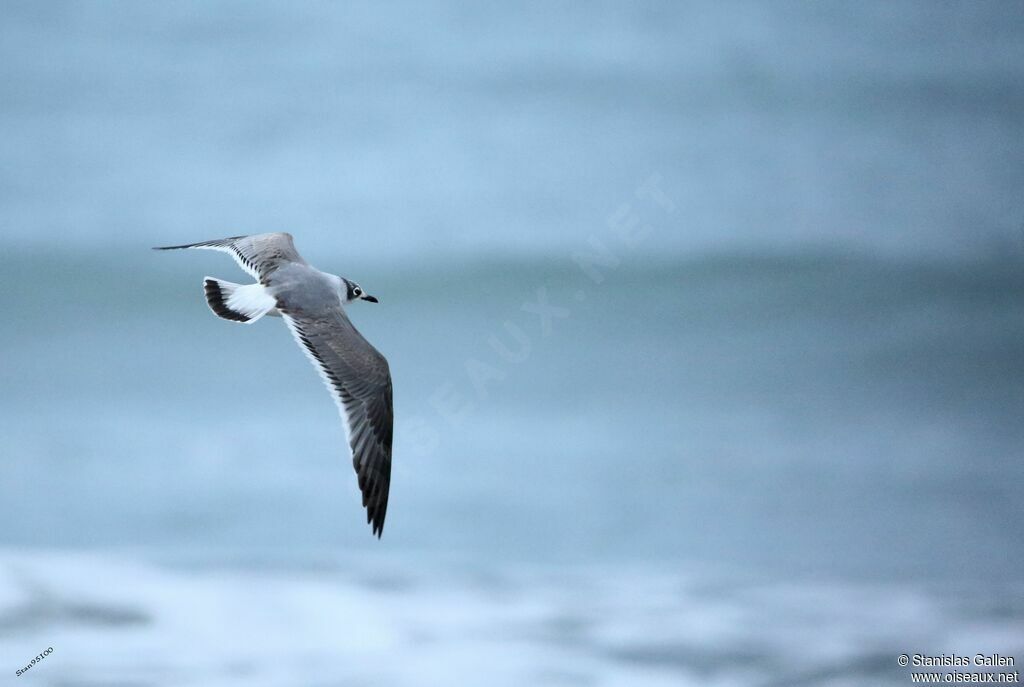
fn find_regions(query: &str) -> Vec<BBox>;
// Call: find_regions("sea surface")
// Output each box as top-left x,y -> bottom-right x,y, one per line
1,1 -> 1023,685
2,251 -> 1023,685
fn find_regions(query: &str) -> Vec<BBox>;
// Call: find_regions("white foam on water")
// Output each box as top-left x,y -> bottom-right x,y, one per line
1,551 -> 1022,687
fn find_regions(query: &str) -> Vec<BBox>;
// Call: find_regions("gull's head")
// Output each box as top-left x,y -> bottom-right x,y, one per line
342,278 -> 378,304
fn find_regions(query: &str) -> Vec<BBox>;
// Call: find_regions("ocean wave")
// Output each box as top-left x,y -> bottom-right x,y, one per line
1,551 -> 1022,686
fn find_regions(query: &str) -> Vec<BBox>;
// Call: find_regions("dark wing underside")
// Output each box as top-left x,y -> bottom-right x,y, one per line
281,308 -> 393,537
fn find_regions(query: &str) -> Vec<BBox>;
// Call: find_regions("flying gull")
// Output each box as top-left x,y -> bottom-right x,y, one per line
154,233 -> 393,537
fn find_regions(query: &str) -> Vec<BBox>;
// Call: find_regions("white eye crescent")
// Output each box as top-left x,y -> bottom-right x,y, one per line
353,287 -> 362,296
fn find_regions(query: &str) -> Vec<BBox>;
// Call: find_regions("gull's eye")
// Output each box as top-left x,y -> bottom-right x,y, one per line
353,287 -> 361,297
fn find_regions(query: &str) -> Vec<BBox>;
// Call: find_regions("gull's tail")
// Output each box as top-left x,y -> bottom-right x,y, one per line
203,278 -> 277,323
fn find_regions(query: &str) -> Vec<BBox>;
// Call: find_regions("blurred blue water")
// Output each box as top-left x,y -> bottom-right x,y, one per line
2,250 -> 1022,582
2,2 -> 1023,684
2,1 -> 1023,261
2,249 -> 1023,685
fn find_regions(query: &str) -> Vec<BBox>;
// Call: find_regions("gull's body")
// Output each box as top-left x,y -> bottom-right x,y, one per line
154,233 -> 393,537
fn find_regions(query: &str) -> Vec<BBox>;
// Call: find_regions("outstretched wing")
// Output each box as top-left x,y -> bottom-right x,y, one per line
153,233 -> 306,282
281,308 -> 393,537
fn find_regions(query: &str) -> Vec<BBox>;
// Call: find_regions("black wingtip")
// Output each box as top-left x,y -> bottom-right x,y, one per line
368,507 -> 385,538
371,512 -> 385,538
